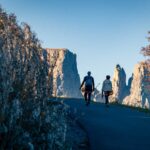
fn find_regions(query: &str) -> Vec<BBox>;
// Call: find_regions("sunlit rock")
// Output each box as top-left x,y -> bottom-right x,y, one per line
111,64 -> 129,103
123,62 -> 150,109
45,48 -> 82,98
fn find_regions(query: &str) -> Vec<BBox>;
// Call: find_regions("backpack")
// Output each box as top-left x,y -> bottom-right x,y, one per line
85,76 -> 93,86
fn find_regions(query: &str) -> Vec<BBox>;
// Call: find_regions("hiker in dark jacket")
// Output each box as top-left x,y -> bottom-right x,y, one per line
80,71 -> 95,106
102,75 -> 112,106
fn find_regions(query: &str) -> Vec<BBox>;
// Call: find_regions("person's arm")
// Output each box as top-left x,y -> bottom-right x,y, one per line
80,77 -> 85,89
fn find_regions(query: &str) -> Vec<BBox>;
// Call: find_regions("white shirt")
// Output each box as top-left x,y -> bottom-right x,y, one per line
102,79 -> 112,91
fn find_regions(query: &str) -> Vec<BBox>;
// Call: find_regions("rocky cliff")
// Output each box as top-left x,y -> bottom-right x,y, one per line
123,62 -> 150,109
45,48 -> 82,98
0,7 -> 71,148
111,64 -> 129,103
0,7 -> 86,149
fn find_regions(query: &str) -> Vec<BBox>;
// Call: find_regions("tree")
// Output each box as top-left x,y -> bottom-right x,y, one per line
141,31 -> 150,57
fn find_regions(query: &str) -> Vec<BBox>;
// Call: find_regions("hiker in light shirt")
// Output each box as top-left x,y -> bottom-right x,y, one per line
102,75 -> 113,107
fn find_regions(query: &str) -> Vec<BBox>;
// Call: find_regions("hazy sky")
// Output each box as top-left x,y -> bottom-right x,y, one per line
1,0 -> 150,89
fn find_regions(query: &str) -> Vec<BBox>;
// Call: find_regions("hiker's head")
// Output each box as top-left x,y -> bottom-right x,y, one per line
87,71 -> 91,76
106,75 -> 110,80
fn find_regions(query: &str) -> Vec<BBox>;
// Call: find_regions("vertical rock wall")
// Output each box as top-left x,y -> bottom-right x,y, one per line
111,64 -> 129,103
46,48 -> 82,98
0,7 -> 70,149
123,62 -> 150,109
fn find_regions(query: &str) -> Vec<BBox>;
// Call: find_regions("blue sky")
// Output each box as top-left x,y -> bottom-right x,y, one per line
1,0 -> 150,89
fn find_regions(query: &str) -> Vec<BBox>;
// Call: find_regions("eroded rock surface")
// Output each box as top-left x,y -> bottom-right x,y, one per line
45,48 -> 82,98
111,64 -> 129,103
123,62 -> 150,109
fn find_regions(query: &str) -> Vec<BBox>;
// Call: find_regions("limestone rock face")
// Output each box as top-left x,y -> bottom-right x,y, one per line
112,64 -> 129,103
0,7 -> 71,149
0,7 -> 87,149
46,48 -> 82,98
123,62 -> 150,109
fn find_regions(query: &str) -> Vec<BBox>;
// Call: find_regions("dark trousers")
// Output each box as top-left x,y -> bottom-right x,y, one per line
104,91 -> 110,105
105,95 -> 109,104
84,92 -> 91,104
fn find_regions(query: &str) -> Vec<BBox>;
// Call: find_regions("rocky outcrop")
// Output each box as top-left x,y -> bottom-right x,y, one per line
111,64 -> 129,103
0,7 -> 86,149
123,62 -> 150,109
45,48 -> 82,98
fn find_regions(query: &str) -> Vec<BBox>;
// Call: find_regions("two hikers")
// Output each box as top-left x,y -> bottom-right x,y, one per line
80,71 -> 95,106
102,75 -> 113,106
80,72 -> 112,106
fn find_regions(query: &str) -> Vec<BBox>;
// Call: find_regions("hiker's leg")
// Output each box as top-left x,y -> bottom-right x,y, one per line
88,92 -> 91,104
107,95 -> 109,104
84,92 -> 88,102
105,94 -> 108,105
88,85 -> 92,104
